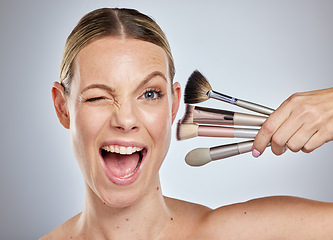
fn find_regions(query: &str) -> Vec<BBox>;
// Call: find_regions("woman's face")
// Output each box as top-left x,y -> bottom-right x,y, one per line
56,37 -> 180,207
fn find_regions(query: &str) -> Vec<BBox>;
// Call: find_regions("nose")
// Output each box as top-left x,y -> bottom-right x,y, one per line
111,99 -> 139,133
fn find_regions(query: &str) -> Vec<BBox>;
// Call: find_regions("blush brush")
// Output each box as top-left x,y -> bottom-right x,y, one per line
184,70 -> 275,116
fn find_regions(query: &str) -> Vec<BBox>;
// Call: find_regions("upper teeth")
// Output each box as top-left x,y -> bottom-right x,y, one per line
102,145 -> 143,155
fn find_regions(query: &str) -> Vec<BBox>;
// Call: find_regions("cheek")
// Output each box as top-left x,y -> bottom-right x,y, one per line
69,106 -> 109,162
141,102 -> 172,147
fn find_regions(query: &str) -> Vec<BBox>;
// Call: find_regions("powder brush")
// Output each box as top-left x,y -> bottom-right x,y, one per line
185,140 -> 271,166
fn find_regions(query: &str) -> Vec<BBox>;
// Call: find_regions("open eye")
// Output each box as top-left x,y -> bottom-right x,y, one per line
142,89 -> 164,100
144,91 -> 157,99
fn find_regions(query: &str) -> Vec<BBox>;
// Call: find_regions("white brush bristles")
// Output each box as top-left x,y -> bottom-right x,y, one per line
176,122 -> 199,140
185,148 -> 211,166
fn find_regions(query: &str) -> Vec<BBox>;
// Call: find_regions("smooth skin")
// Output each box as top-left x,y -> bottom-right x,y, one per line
43,37 -> 333,239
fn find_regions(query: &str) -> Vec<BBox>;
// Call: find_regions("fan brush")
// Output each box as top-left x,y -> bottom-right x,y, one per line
184,70 -> 275,116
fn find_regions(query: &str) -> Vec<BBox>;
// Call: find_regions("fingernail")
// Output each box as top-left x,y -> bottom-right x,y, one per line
252,149 -> 261,158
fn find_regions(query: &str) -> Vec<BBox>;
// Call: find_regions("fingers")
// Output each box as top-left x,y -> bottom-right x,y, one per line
302,127 -> 333,153
285,124 -> 317,153
252,99 -> 292,157
253,108 -> 316,157
302,132 -> 323,153
252,88 -> 333,158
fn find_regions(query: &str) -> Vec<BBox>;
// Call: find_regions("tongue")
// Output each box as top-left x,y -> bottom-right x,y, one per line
103,151 -> 140,178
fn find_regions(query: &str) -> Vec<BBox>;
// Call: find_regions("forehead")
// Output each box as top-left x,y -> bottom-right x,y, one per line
73,37 -> 169,85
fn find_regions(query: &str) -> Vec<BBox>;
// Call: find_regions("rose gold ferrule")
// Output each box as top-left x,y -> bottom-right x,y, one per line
193,106 -> 234,125
193,106 -> 267,126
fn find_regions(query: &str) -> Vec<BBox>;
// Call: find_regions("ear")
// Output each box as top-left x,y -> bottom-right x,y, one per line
52,82 -> 70,129
171,82 -> 181,124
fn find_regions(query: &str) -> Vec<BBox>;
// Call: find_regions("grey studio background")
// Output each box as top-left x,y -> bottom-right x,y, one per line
1,0 -> 332,239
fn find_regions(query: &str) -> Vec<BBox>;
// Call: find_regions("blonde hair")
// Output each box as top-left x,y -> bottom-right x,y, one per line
60,8 -> 175,94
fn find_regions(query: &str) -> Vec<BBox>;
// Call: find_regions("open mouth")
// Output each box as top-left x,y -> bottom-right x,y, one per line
100,145 -> 145,180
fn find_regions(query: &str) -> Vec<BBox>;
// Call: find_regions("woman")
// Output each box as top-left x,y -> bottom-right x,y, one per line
43,8 -> 333,239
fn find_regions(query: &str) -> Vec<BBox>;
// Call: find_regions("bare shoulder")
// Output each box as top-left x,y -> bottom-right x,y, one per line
165,196 -> 211,214
164,196 -> 211,225
164,196 -> 214,238
39,213 -> 81,240
201,196 -> 333,240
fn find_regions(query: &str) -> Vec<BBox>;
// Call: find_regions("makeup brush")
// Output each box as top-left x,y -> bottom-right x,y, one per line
177,121 -> 258,140
184,70 -> 275,116
181,105 -> 267,126
185,140 -> 269,166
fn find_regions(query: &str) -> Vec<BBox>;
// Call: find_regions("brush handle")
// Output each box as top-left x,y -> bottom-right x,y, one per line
234,112 -> 267,126
210,140 -> 271,162
210,140 -> 254,160
234,128 -> 258,138
236,99 -> 274,116
185,141 -> 271,166
198,125 -> 258,138
208,90 -> 275,116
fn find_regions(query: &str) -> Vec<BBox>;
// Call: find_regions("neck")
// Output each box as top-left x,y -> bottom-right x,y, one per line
76,177 -> 172,239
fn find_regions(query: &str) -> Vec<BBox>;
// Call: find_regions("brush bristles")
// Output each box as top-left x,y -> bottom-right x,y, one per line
184,70 -> 212,104
176,121 -> 199,140
185,148 -> 211,166
180,105 -> 195,123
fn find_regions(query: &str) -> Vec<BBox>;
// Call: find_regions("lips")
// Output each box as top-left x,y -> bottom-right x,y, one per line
99,144 -> 146,186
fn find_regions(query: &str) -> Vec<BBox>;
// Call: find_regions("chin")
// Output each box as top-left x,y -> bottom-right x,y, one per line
94,181 -> 150,209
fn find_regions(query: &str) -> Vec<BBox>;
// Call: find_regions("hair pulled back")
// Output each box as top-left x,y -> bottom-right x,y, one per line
60,8 -> 175,94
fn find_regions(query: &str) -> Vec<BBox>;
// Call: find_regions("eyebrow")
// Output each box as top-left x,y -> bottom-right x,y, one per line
81,71 -> 167,94
81,84 -> 115,94
137,71 -> 168,89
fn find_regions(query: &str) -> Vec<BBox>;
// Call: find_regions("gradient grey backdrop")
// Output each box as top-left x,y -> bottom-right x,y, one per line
1,0 -> 332,239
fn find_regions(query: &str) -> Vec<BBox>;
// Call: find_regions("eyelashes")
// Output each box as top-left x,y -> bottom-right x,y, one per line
85,96 -> 108,102
141,88 -> 164,100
